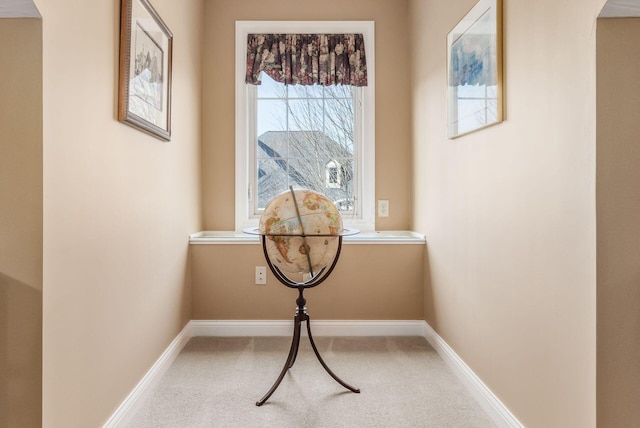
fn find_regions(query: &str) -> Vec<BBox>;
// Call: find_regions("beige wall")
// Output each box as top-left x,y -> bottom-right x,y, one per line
596,17 -> 640,426
0,18 -> 43,428
201,0 -> 413,231
410,0 -> 604,426
7,0 -> 633,425
192,243 -> 424,320
197,0 -> 419,324
35,0 -> 203,425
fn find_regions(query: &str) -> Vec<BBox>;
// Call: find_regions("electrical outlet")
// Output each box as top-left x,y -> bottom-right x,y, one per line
255,266 -> 267,284
378,200 -> 390,217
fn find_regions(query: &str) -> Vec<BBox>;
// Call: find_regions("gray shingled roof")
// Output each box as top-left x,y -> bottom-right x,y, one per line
256,131 -> 354,210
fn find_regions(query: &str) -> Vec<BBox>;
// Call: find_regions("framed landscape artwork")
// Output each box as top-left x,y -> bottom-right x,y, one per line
118,0 -> 173,141
447,0 -> 503,138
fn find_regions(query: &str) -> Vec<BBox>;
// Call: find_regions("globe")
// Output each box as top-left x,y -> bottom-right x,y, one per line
250,187 -> 360,406
259,188 -> 343,276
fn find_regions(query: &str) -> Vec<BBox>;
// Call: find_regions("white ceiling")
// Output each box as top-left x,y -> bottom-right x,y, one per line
600,0 -> 640,17
0,0 -> 40,18
0,1 -> 638,21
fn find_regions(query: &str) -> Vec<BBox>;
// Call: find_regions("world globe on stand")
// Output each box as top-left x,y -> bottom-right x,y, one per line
259,188 -> 343,277
249,187 -> 361,406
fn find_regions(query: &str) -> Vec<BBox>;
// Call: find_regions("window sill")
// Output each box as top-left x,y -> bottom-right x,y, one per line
189,230 -> 425,245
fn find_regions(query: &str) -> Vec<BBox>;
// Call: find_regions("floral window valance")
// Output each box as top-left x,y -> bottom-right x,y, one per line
245,33 -> 368,87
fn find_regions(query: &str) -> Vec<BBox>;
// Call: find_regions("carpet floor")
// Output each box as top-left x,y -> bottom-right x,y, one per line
125,336 -> 496,427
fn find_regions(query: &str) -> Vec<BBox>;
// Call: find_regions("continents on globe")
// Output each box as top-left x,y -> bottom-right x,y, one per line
259,189 -> 343,276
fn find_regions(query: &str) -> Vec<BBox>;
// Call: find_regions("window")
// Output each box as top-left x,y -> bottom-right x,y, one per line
254,73 -> 356,211
235,21 -> 375,232
326,160 -> 341,189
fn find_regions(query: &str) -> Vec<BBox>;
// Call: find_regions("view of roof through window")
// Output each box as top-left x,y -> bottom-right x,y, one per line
255,71 -> 357,214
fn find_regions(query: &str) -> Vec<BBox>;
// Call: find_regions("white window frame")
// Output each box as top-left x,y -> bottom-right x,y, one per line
235,20 -> 375,232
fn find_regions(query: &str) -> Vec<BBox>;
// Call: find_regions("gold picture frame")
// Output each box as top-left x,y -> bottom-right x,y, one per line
118,0 -> 173,141
447,0 -> 503,138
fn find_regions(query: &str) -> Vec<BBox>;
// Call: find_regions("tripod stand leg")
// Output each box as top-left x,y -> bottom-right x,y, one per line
256,317 -> 302,406
289,315 -> 302,368
305,315 -> 360,394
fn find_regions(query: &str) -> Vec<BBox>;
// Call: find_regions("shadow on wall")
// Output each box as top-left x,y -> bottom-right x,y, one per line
423,243 -> 437,331
0,272 -> 42,427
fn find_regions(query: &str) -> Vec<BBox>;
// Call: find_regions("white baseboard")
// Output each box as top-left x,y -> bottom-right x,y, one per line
104,320 -> 521,428
190,319 -> 426,337
102,322 -> 192,428
420,322 -> 524,428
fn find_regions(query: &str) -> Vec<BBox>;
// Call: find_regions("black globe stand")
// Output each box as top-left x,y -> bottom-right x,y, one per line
255,234 -> 360,407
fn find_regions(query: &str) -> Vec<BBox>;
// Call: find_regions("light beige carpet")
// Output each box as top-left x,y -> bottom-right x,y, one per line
125,336 -> 496,427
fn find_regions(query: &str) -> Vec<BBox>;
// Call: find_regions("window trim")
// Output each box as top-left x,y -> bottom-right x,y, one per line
235,20 -> 375,232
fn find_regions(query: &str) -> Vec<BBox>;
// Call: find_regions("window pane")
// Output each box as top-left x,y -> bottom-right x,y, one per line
289,157 -> 323,190
328,166 -> 338,184
288,99 -> 323,131
257,73 -> 285,98
288,131 -> 321,160
254,74 -> 356,215
289,83 -> 324,99
256,130 -> 288,159
257,99 -> 287,137
257,158 -> 290,209
320,157 -> 354,211
323,99 -> 354,151
324,84 -> 353,99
